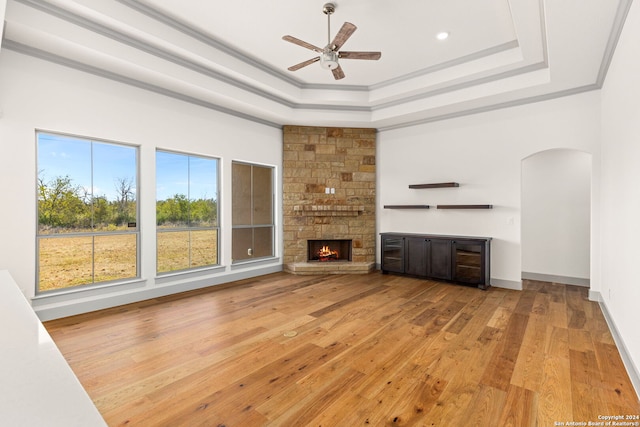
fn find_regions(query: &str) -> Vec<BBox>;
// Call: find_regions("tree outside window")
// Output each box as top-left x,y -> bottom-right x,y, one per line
156,150 -> 219,273
36,132 -> 139,292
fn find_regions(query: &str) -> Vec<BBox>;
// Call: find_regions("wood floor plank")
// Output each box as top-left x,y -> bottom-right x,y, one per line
546,326 -> 570,359
462,384 -> 507,427
514,289 -> 538,315
537,355 -> 573,425
44,273 -> 640,426
496,384 -> 538,427
548,300 -> 569,328
487,305 -> 512,330
370,372 -> 448,426
511,313 -> 549,391
265,366 -> 366,425
422,366 -> 480,426
594,341 -> 639,409
570,349 -> 602,388
531,291 -> 550,316
307,284 -> 389,318
566,286 -> 588,329
480,312 -> 529,391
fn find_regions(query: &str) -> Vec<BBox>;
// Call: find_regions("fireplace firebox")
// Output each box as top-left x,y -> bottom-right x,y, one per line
307,239 -> 352,262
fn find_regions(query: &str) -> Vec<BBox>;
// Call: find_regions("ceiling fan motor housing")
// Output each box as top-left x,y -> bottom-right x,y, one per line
320,50 -> 339,70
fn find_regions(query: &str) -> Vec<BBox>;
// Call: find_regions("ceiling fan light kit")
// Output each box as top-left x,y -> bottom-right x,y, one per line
320,51 -> 339,70
282,2 -> 381,80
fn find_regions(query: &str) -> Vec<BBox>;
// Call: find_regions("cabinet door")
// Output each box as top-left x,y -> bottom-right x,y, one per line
381,236 -> 405,273
405,237 -> 427,276
452,240 -> 485,285
428,239 -> 452,280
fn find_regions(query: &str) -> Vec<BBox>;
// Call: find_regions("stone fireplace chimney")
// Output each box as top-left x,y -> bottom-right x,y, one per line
283,126 -> 376,274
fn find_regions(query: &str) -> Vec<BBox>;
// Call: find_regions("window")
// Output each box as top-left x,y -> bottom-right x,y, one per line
36,132 -> 139,293
156,150 -> 219,273
232,162 -> 274,262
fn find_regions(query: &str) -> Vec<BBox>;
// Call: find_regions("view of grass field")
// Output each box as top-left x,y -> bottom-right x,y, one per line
157,229 -> 218,273
36,134 -> 221,292
38,234 -> 136,291
38,230 -> 218,291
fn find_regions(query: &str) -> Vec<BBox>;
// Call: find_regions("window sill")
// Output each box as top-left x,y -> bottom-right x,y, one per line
31,278 -> 147,308
155,265 -> 226,284
231,256 -> 280,269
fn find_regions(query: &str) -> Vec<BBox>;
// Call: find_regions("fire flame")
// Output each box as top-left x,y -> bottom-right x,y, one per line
318,245 -> 339,261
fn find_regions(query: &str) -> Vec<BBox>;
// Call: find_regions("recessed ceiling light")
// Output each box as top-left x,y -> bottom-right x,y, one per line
436,32 -> 449,41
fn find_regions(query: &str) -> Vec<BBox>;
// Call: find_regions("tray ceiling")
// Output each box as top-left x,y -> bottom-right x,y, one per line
0,0 -> 633,130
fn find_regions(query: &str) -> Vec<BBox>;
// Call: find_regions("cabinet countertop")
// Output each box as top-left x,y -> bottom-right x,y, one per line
0,270 -> 107,426
381,232 -> 492,241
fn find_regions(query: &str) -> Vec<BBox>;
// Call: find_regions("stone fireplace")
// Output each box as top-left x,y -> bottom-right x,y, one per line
283,126 -> 376,275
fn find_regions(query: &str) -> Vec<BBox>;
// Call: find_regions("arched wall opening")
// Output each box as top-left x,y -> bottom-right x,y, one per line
521,149 -> 592,287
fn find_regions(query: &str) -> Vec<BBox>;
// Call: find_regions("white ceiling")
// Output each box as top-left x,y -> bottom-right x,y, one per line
0,0 -> 634,130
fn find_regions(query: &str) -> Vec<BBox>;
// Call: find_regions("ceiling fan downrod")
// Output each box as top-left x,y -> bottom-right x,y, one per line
322,3 -> 338,69
323,3 -> 335,47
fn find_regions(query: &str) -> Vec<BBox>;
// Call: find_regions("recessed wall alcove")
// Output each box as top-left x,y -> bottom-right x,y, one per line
521,149 -> 591,286
282,126 -> 376,275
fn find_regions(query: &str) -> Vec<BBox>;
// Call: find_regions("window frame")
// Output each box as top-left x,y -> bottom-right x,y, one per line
231,160 -> 275,263
35,130 -> 140,295
155,149 -> 220,274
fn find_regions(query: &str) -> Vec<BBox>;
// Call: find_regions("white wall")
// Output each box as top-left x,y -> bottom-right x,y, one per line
377,91 -> 601,290
0,50 -> 283,319
0,0 -> 6,52
521,149 -> 591,284
600,0 -> 640,391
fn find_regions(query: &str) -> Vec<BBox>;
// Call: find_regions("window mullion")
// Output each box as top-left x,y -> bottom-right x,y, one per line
90,142 -> 95,283
187,156 -> 191,268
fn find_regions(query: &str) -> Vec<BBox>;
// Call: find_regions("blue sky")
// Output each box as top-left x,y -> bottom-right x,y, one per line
37,133 -> 218,201
156,150 -> 218,201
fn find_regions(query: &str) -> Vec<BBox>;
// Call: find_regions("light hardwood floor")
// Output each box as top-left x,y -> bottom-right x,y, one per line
44,272 -> 640,426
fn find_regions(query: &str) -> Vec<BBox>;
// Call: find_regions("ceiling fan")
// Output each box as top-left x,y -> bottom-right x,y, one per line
282,2 -> 381,80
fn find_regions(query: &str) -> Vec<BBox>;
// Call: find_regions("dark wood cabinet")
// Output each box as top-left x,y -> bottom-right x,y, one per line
452,239 -> 489,287
381,235 -> 405,274
381,233 -> 491,289
429,238 -> 453,281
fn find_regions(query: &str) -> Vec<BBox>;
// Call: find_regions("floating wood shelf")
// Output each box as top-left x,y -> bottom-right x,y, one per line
409,182 -> 459,189
437,204 -> 493,209
384,205 -> 430,209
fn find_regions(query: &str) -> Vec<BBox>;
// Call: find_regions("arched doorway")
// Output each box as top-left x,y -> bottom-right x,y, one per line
521,149 -> 591,287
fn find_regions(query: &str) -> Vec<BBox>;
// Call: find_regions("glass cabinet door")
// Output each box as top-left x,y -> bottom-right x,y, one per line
381,236 -> 404,273
452,240 -> 484,284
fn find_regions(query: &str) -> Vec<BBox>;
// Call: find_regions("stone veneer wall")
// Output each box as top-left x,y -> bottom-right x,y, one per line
282,125 -> 376,274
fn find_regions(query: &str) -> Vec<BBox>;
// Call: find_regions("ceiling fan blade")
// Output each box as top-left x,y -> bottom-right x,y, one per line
288,57 -> 320,71
330,22 -> 357,50
338,51 -> 382,60
332,65 -> 345,80
282,35 -> 323,53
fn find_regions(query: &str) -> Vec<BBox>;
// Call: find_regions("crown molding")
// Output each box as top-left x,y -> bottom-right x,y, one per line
4,0 -> 634,131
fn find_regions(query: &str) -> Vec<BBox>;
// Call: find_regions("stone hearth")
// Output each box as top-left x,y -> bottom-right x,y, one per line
282,126 -> 376,275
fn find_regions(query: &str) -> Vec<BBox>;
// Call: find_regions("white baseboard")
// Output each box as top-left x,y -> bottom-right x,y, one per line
490,278 -> 522,290
588,289 -> 602,302
598,298 -> 640,399
521,271 -> 590,287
